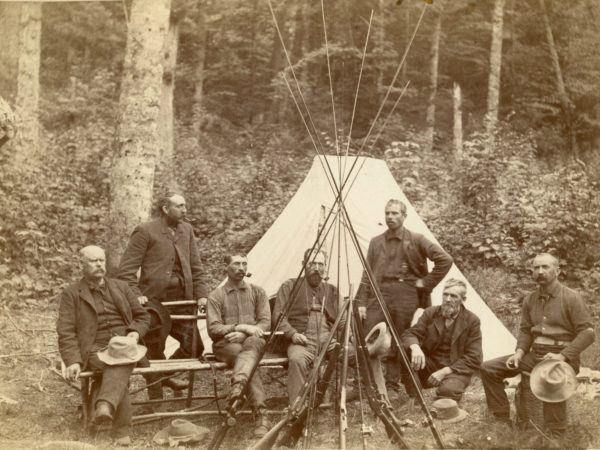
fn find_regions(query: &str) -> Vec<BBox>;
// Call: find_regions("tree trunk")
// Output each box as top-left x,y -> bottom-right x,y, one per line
158,15 -> 179,163
376,0 -> 385,95
246,0 -> 261,125
107,0 -> 171,272
453,82 -> 463,156
485,0 -> 505,139
0,3 -> 20,105
424,10 -> 441,153
13,3 -> 42,166
402,6 -> 409,80
539,0 -> 579,159
192,6 -> 208,146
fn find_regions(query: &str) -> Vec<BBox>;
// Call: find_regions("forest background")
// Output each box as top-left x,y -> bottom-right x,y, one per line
0,0 -> 599,448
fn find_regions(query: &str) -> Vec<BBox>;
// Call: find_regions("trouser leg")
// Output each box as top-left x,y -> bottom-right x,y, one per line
214,337 -> 266,410
111,391 -> 132,438
87,354 -> 134,411
381,282 -> 418,391
480,355 -> 520,418
287,344 -> 314,406
169,319 -> 204,359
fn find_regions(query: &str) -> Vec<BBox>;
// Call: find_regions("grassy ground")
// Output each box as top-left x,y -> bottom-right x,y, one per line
1,267 -> 599,449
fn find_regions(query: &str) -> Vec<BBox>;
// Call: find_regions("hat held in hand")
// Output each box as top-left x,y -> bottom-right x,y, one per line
530,359 -> 577,403
431,398 -> 468,423
365,322 -> 391,357
97,335 -> 147,366
153,419 -> 210,445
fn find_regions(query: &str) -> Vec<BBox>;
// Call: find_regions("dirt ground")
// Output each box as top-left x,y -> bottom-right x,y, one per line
1,304 -> 599,450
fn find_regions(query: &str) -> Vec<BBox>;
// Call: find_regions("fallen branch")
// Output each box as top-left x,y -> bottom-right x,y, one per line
5,310 -> 33,337
0,350 -> 58,359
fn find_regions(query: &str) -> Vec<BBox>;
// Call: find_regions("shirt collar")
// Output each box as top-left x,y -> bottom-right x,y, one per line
224,279 -> 248,293
384,227 -> 404,241
539,280 -> 560,299
86,277 -> 106,291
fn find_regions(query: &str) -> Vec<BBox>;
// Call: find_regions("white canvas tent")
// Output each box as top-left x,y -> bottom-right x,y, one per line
237,155 -> 516,361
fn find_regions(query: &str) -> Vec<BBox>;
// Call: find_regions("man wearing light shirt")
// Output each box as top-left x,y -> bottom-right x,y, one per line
207,253 -> 271,438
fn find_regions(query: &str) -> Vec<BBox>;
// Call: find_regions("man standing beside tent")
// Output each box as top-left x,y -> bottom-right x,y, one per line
480,253 -> 594,436
206,253 -> 271,438
356,198 -> 452,401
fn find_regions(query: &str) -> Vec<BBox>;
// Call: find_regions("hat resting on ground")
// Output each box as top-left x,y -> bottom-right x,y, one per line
153,419 -> 210,445
97,335 -> 147,366
431,398 -> 468,423
530,359 -> 577,403
365,322 -> 391,357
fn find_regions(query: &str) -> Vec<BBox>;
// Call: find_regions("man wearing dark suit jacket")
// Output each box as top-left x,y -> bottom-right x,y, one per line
57,246 -> 150,446
117,193 -> 208,397
402,278 -> 482,401
356,198 -> 452,401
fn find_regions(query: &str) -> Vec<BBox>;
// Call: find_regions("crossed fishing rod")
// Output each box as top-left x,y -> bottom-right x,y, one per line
207,0 -> 444,448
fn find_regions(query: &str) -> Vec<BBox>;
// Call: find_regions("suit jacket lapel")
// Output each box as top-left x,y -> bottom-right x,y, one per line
78,279 -> 96,312
451,308 -> 467,344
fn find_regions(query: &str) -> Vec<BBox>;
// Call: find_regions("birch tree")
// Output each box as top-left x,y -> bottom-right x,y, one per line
485,0 -> 505,139
539,0 -> 579,158
158,15 -> 179,163
14,3 -> 42,166
424,9 -> 442,153
107,0 -> 171,271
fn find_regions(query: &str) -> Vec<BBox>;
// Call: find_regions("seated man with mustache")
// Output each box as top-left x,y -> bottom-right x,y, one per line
207,253 -> 271,438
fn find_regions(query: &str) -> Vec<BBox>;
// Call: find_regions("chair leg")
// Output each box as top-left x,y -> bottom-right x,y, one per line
81,377 -> 90,428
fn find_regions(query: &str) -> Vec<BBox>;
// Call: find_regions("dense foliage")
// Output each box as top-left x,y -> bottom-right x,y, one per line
0,0 -> 598,311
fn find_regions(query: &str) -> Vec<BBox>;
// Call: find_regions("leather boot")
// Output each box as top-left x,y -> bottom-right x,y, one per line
162,376 -> 189,391
253,409 -> 271,438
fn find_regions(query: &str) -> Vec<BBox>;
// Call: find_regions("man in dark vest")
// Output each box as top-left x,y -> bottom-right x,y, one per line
57,246 -> 150,446
118,193 -> 209,399
356,199 -> 452,402
402,278 -> 482,402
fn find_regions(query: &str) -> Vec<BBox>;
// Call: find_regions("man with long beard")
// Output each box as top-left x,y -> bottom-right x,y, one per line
273,248 -> 344,406
401,278 -> 482,401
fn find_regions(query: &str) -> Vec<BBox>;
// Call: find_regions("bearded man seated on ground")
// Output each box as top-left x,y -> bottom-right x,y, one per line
401,278 -> 482,402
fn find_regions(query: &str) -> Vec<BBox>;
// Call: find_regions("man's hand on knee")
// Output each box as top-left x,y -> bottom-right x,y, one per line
225,331 -> 246,343
291,333 -> 308,345
236,324 -> 264,338
65,363 -> 81,381
410,344 -> 426,370
427,367 -> 452,387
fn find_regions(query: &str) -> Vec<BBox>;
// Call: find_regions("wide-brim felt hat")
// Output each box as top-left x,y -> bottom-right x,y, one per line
365,322 -> 391,357
97,335 -> 147,366
153,419 -> 210,445
431,398 -> 468,423
530,359 -> 577,403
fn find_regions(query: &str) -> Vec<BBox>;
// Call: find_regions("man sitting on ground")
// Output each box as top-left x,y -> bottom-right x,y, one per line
57,246 -> 150,446
206,253 -> 271,438
402,278 -> 482,402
